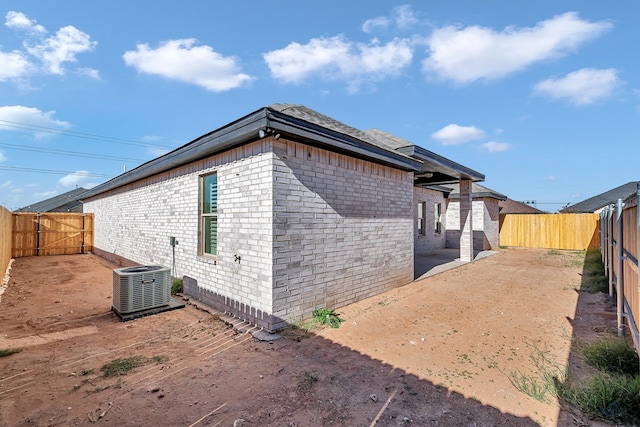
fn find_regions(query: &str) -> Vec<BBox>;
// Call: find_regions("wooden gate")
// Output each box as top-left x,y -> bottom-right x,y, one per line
12,213 -> 94,257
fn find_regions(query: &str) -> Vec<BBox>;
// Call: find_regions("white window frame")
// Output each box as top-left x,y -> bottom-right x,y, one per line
434,202 -> 442,234
417,202 -> 426,236
199,172 -> 218,256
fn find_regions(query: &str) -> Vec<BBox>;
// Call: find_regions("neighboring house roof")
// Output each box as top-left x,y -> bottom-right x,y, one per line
561,181 -> 640,213
499,198 -> 546,214
81,104 -> 484,201
442,182 -> 507,201
16,187 -> 86,212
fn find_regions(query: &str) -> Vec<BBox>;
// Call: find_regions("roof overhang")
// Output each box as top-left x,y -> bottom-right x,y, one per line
80,107 -> 422,200
396,145 -> 485,186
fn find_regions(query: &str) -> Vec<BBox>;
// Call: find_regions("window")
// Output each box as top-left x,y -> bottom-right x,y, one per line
434,202 -> 442,234
417,202 -> 426,236
200,173 -> 218,255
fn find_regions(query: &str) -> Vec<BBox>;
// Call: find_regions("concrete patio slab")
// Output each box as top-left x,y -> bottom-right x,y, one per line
414,248 -> 498,280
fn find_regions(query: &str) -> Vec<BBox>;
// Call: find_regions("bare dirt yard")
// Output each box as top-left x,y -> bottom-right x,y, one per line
0,248 -> 618,427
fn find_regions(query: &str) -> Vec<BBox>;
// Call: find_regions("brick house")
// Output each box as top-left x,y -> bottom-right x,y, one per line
443,183 -> 507,251
81,104 -> 486,331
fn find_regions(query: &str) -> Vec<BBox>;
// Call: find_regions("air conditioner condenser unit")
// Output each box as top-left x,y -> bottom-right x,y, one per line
112,265 -> 171,315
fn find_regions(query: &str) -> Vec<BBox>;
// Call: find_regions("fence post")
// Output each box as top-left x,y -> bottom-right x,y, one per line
36,213 -> 41,257
637,183 -> 640,351
616,198 -> 624,337
608,206 -> 615,297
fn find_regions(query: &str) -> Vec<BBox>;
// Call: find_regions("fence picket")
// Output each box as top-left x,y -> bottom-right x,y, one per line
499,213 -> 599,250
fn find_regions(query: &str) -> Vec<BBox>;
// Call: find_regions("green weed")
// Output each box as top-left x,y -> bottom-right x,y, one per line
583,336 -> 639,376
561,374 -> 640,424
312,308 -> 345,329
580,249 -> 608,293
0,348 -> 21,358
171,278 -> 183,295
504,340 -> 566,404
100,355 -> 168,378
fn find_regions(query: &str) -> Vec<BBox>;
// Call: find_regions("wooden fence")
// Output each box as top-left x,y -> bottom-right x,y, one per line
1,206 -> 11,276
600,189 -> 640,354
12,212 -> 94,257
499,213 -> 600,250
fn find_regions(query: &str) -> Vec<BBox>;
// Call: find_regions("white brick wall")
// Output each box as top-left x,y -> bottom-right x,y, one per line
270,140 -> 414,326
413,187 -> 447,254
84,138 -> 415,331
445,198 -> 500,250
84,141 -> 275,319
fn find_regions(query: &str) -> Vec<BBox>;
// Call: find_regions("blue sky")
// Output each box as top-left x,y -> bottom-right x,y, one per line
0,1 -> 638,212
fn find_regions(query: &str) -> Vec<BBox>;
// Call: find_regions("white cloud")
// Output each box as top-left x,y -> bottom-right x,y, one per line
533,68 -> 620,105
482,141 -> 510,152
5,11 -> 46,34
0,50 -> 32,81
0,180 -> 12,188
0,105 -> 71,138
546,175 -> 557,181
4,11 -> 96,78
123,39 -> 253,92
147,147 -> 170,157
25,25 -> 97,75
362,17 -> 390,33
422,12 -> 612,84
394,5 -> 418,29
77,67 -> 100,80
263,36 -> 412,91
431,124 -> 485,145
0,150 -> 5,163
362,5 -> 417,33
58,170 -> 95,188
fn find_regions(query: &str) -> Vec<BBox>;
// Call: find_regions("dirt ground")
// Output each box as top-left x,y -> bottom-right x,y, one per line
0,248 -> 618,427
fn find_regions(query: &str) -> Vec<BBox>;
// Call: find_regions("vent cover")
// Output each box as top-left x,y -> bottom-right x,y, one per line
112,265 -> 171,314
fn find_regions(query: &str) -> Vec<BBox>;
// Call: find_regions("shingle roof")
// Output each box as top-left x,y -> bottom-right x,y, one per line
81,104 -> 485,201
16,187 -> 87,212
499,198 -> 546,214
561,181 -> 640,213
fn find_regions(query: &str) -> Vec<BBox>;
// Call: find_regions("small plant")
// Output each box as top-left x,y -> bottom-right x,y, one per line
100,354 -> 167,378
583,336 -> 639,376
312,307 -> 345,329
504,340 -> 567,403
580,249 -> 608,293
151,355 -> 169,364
561,374 -> 640,424
101,356 -> 146,377
0,348 -> 21,358
171,278 -> 183,295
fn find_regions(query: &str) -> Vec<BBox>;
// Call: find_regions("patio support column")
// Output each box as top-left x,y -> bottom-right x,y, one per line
459,179 -> 473,262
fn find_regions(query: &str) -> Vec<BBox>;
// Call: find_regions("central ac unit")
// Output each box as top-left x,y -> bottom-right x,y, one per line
112,265 -> 171,314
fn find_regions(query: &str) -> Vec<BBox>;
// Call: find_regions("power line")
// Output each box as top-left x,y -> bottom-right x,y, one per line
0,165 -> 113,177
0,142 -> 145,162
0,119 -> 175,149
